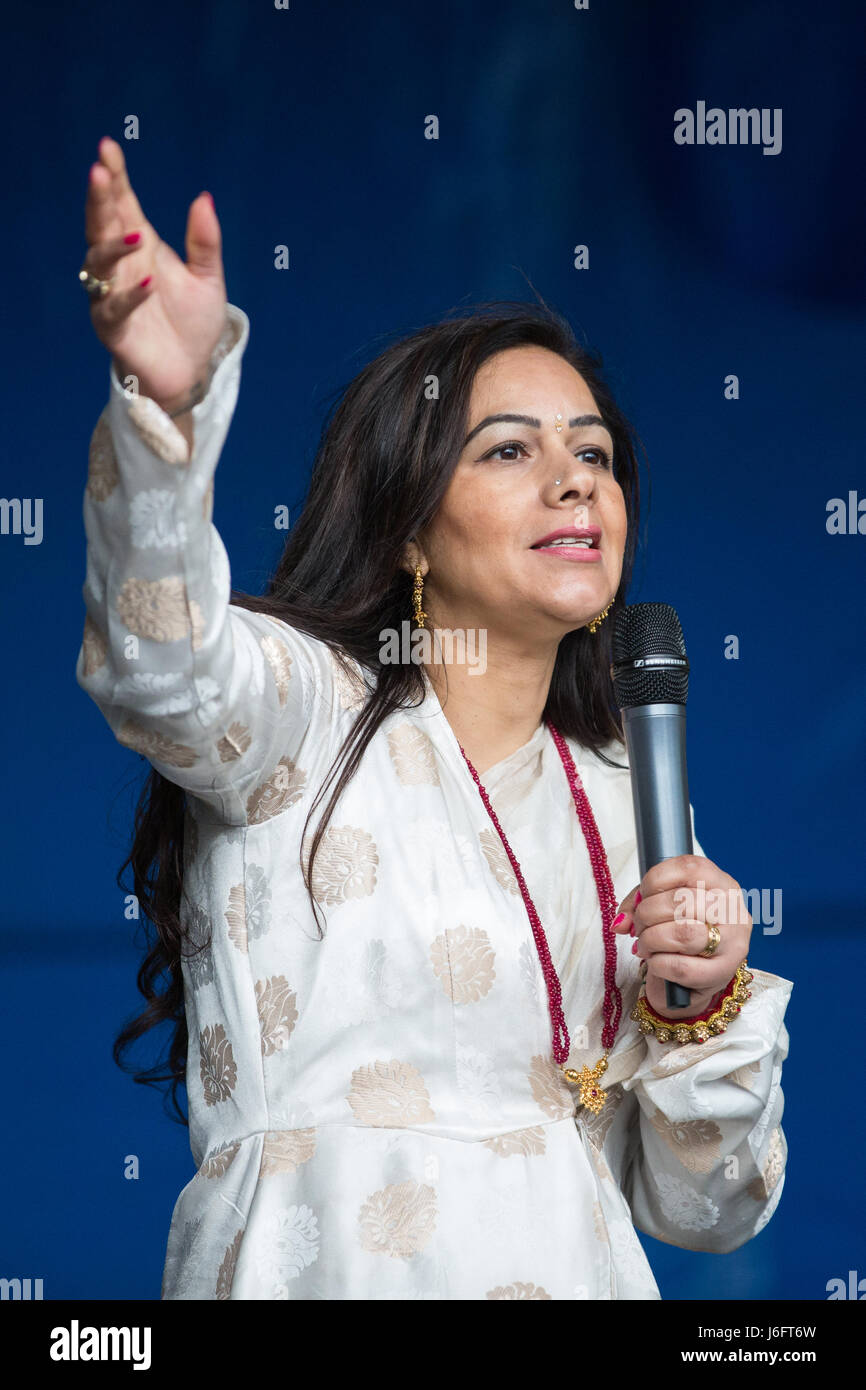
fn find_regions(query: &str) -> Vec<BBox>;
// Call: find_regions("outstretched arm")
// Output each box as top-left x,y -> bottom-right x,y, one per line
76,137 -> 337,824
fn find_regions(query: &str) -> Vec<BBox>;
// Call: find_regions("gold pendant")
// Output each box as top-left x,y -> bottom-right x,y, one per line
563,1057 -> 609,1115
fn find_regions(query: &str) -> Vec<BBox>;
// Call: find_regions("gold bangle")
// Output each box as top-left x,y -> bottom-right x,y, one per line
630,961 -> 754,1044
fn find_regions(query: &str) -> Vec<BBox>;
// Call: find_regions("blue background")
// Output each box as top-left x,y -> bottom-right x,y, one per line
1,0 -> 863,1300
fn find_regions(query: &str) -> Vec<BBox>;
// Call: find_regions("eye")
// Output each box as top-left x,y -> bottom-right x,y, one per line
577,447 -> 613,469
482,440 -> 613,468
484,441 -> 528,463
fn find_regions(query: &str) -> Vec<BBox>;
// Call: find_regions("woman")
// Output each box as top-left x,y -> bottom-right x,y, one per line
76,135 -> 792,1300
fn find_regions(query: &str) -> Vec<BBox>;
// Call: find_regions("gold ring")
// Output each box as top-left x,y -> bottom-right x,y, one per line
78,268 -> 114,299
699,923 -> 721,958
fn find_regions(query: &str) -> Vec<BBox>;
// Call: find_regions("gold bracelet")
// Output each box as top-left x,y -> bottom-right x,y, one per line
630,961 -> 754,1044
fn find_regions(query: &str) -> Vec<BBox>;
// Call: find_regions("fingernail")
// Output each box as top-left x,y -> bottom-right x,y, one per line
635,891 -> 642,905
629,923 -> 635,936
139,276 -> 152,288
631,940 -> 639,954
201,190 -> 214,207
612,911 -> 626,928
124,232 -> 141,245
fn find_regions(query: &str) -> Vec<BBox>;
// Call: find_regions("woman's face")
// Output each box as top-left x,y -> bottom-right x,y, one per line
416,345 -> 628,644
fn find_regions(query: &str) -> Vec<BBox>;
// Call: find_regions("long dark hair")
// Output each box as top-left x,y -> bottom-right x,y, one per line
112,296 -> 646,1124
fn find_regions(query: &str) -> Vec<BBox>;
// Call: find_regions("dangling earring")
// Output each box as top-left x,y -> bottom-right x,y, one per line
587,600 -> 613,634
412,563 -> 427,628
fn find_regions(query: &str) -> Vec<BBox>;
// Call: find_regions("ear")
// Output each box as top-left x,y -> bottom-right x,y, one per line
400,538 -> 428,578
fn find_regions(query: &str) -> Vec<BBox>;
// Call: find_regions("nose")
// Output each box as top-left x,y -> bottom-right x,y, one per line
545,449 -> 599,503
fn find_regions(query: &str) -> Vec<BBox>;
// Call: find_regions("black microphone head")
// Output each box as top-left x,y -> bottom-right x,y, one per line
610,602 -> 690,708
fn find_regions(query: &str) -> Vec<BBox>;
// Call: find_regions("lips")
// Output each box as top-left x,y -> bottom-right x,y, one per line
531,526 -> 601,549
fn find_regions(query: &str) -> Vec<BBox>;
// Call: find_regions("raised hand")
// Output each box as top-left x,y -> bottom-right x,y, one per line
81,135 -> 228,417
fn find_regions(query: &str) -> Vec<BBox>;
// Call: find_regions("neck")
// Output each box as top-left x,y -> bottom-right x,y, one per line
423,631 -> 558,776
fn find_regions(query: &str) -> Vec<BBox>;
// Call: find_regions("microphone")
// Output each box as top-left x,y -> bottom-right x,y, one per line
610,602 -> 694,1010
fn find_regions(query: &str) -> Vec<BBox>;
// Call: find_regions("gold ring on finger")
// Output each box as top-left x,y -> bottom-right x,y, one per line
699,922 -> 721,958
78,267 -> 115,299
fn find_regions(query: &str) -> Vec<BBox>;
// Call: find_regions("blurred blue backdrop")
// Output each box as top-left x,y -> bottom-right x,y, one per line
1,0 -> 863,1300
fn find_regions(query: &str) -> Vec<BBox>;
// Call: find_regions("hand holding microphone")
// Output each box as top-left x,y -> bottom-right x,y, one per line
609,603 -> 752,1014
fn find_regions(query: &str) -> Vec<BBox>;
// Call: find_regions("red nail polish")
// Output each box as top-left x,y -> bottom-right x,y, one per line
612,911 -> 625,928
123,232 -> 141,245
635,891 -> 642,905
631,940 -> 639,954
139,276 -> 152,288
629,923 -> 635,936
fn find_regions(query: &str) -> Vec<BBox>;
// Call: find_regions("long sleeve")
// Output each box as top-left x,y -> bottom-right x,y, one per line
75,302 -> 346,825
617,966 -> 793,1253
579,809 -> 795,1261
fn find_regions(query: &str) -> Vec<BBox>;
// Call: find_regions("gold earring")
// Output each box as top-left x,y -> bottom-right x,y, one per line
587,600 -> 613,634
412,563 -> 427,627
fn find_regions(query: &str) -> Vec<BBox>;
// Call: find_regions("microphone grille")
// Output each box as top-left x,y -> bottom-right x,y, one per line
611,602 -> 690,707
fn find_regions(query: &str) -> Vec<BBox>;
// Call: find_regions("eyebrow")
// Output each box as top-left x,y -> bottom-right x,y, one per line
462,412 -> 612,449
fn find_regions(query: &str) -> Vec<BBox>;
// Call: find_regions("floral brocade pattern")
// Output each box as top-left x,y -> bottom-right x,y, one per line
652,1173 -> 720,1232
529,1055 -> 576,1121
216,722 -> 252,763
199,1141 -> 241,1178
260,634 -> 293,707
481,1126 -> 547,1157
648,1108 -> 724,1174
199,1023 -> 238,1107
225,865 -> 272,954
87,412 -> 119,501
81,613 -> 107,676
331,650 -> 368,711
256,975 -> 299,1056
478,827 -> 521,895
216,1230 -> 244,1300
246,756 -> 307,824
387,723 -> 440,785
260,1130 -> 317,1176
182,903 -> 214,988
358,1181 -> 438,1258
255,1206 -> 320,1293
127,392 -> 190,465
748,1127 -> 785,1201
429,924 -> 496,1003
116,720 -> 199,768
346,1060 -> 436,1127
115,575 -> 205,648
304,825 -> 379,906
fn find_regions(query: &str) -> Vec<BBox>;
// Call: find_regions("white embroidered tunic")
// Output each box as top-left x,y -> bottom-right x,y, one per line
76,303 -> 793,1301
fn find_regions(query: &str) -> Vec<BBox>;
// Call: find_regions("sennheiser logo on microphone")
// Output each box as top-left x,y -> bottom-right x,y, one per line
630,656 -> 689,669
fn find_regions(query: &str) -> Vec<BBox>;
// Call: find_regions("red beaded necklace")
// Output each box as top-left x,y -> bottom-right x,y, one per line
459,720 -> 624,1114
